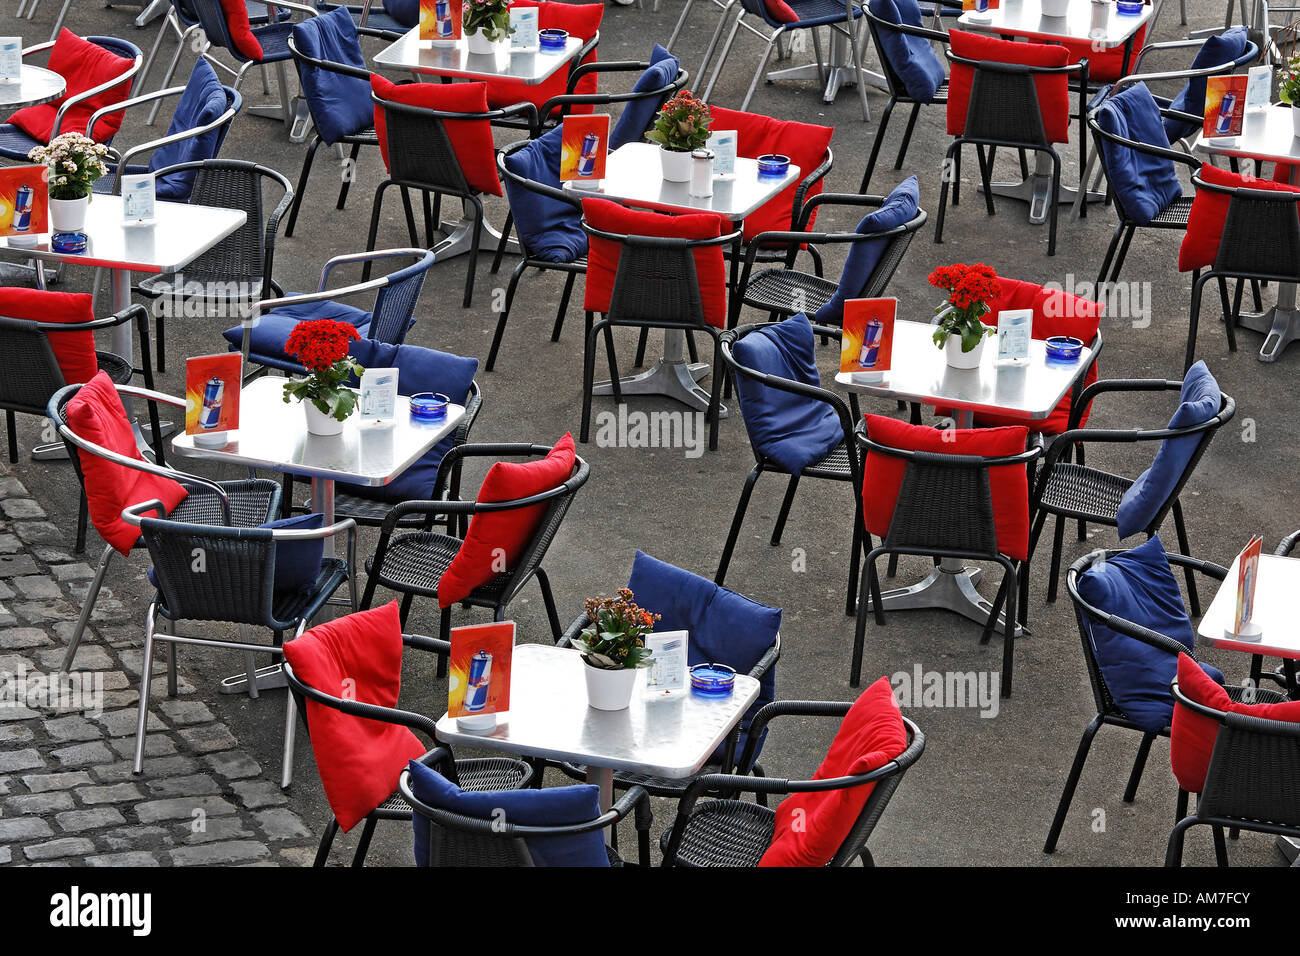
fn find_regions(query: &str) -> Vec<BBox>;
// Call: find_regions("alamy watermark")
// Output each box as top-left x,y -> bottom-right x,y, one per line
1041,273 -> 1152,329
592,407 -> 707,459
890,664 -> 1000,718
0,663 -> 103,717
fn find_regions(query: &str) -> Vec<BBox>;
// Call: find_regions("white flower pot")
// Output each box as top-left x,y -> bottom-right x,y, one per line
466,29 -> 504,55
944,332 -> 986,369
1291,104 -> 1300,139
1041,0 -> 1071,16
583,662 -> 638,711
660,147 -> 692,183
49,194 -> 88,233
303,399 -> 345,436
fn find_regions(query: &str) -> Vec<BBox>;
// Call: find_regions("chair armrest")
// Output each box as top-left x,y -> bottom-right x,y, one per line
316,247 -> 432,292
51,55 -> 142,140
748,634 -> 781,680
288,34 -> 375,81
90,94 -> 239,190
1065,377 -> 1183,432
1089,113 -> 1202,171
283,659 -> 441,741
790,147 -> 834,230
32,303 -> 147,336
556,612 -> 590,649
796,190 -> 885,229
403,632 -> 451,656
1276,530 -> 1300,558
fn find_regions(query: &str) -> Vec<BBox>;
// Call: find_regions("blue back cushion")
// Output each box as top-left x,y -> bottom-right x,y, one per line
502,126 -> 587,263
1166,28 -> 1249,142
814,175 -> 918,325
383,0 -> 419,26
221,298 -> 373,357
626,550 -> 781,765
407,759 -> 608,867
732,313 -> 845,474
151,59 -> 232,200
1075,536 -> 1223,732
1095,83 -> 1184,226
1116,361 -> 1220,538
869,0 -> 945,103
266,512 -> 325,593
610,45 -> 679,150
337,339 -> 479,503
293,7 -> 373,146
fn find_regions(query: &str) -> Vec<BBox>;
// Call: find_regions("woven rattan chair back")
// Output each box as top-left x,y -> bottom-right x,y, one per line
368,259 -> 429,345
965,68 -> 1048,146
608,237 -> 706,326
859,223 -> 917,299
184,162 -> 271,285
1214,192 -> 1300,280
883,453 -> 999,557
380,99 -> 472,196
1198,714 -> 1300,825
422,825 -> 534,866
139,518 -> 278,626
0,318 -> 67,416
496,457 -> 590,605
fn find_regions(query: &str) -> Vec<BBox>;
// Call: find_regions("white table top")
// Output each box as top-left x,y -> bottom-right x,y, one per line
1195,104 -> 1300,166
0,195 -> 247,275
1198,554 -> 1300,661
833,319 -> 1092,421
435,643 -> 761,778
373,27 -> 584,84
564,142 -> 800,221
0,64 -> 65,109
171,376 -> 466,487
958,0 -> 1153,48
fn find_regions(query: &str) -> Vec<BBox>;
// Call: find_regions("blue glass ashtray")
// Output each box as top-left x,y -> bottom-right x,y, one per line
409,391 -> 449,422
538,28 -> 568,50
690,662 -> 736,696
1116,1 -> 1145,15
756,153 -> 790,177
51,231 -> 87,254
1045,335 -> 1084,362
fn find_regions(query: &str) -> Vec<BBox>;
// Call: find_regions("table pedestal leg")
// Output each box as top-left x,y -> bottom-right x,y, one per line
1279,836 -> 1300,865
591,330 -> 728,417
765,29 -> 882,104
431,199 -> 520,261
1233,282 -> 1300,363
981,153 -> 1105,226
587,765 -> 614,845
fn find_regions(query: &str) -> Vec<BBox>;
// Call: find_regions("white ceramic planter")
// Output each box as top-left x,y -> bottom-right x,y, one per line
1292,104 -> 1300,138
303,399 -> 345,436
660,147 -> 692,183
583,662 -> 638,711
1042,0 -> 1071,16
49,195 -> 88,233
944,333 -> 986,369
466,29 -> 504,55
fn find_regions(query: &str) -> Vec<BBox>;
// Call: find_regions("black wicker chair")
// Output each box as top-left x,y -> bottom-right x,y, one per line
399,748 -> 647,866
717,322 -> 866,617
1043,548 -> 1287,855
1023,378 -> 1235,624
132,159 -> 294,373
283,630 -> 532,866
1167,678 -> 1300,866
935,50 -> 1088,257
660,702 -> 924,866
360,443 -> 589,676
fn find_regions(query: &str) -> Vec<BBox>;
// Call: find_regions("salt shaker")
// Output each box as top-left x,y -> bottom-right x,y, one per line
689,148 -> 714,198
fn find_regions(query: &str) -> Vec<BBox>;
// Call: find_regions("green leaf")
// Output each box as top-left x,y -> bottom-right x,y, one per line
960,324 -> 983,353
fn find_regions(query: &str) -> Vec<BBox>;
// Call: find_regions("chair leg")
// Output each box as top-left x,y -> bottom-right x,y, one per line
1186,273 -> 1210,373
1043,713 -> 1103,854
1022,509 -> 1049,624
1212,824 -> 1229,867
351,817 -> 378,866
770,474 -> 800,546
75,491 -> 88,555
1096,222 -> 1125,289
1165,817 -> 1195,867
362,182 -> 391,281
934,142 -> 959,245
61,544 -> 113,674
338,142 -> 362,211
462,199 -> 483,308
1001,561 -> 1017,697
281,674 -> 297,790
1107,227 -> 1135,286
285,134 -> 322,238
860,97 -> 895,193
491,210 -> 513,275
1046,150 -> 1062,257
580,317 -> 603,443
1046,514 -> 1066,603
552,271 -> 577,342
1218,276 -> 1238,353
534,567 -> 562,641
739,34 -> 779,113
437,607 -> 450,678
716,464 -> 762,585
5,409 -> 16,464
634,327 -> 650,368
485,259 -> 527,372
851,552 -> 886,687
133,610 -> 157,775
895,101 -> 922,172
1123,731 -> 1156,803
634,796 -> 652,868
846,500 -> 865,618
976,145 -> 996,217
313,817 -> 340,867
1171,499 -> 1201,616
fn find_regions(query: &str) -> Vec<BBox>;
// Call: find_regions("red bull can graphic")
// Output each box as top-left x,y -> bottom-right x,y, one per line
1215,92 -> 1237,135
974,0 -> 989,12
12,184 -> 33,233
577,132 -> 599,177
465,650 -> 492,712
858,317 -> 884,369
435,0 -> 453,39
198,377 -> 224,430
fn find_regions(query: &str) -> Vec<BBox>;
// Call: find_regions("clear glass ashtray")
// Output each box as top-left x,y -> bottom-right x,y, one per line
690,662 -> 736,696
409,391 -> 449,422
1045,336 -> 1084,361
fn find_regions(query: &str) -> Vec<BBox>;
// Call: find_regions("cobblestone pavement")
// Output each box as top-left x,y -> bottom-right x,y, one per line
0,471 -> 317,867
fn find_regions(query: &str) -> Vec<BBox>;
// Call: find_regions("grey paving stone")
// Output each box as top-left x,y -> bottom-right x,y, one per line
6,791 -> 74,815
170,840 -> 269,866
0,816 -> 53,841
231,779 -> 289,809
51,563 -> 95,582
158,699 -> 215,726
0,477 -> 28,497
276,846 -> 317,868
0,775 -> 9,795
0,581 -> 13,600
118,649 -> 167,679
0,705 -> 38,721
55,808 -> 127,833
24,837 -> 95,861
34,644 -> 115,672
30,547 -> 75,564
149,675 -> 195,697
21,771 -> 93,793
203,750 -> 262,780
93,707 -> 166,737
100,689 -> 140,709
0,553 -> 38,577
255,808 -> 311,841
146,774 -> 221,799
177,723 -> 238,753
94,756 -> 196,782
0,533 -> 20,554
12,522 -> 62,545
135,795 -> 238,823
77,782 -> 146,805
86,851 -> 159,867
0,627 -> 51,649
109,733 -> 176,759
1,499 -> 46,520
51,741 -> 114,767
0,723 -> 33,744
0,749 -> 44,772
102,826 -> 172,851
13,576 -> 59,600
0,846 -> 10,865
44,714 -> 101,742
180,815 -> 253,845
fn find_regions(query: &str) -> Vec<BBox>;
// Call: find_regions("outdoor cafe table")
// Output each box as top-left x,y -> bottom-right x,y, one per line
0,63 -> 65,109
1194,104 -> 1300,363
435,642 -> 761,842
957,0 -> 1155,224
833,318 -> 1093,631
562,141 -> 800,417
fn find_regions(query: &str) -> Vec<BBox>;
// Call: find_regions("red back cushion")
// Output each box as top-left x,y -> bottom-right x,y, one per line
219,0 -> 265,60
1178,164 -> 1300,272
762,0 -> 800,22
7,30 -> 135,142
437,434 -> 577,607
485,1 -> 603,116
371,74 -> 502,196
708,105 -> 833,242
65,371 -> 189,555
1170,652 -> 1300,794
1052,24 -> 1147,83
758,677 -> 908,866
947,30 -> 1071,144
281,601 -> 427,831
580,197 -> 729,327
862,414 -> 1030,561
0,287 -> 98,385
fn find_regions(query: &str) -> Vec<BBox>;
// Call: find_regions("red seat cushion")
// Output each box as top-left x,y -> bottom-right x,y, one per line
580,196 -> 730,327
65,371 -> 189,556
281,601 -> 428,831
947,29 -> 1071,144
7,30 -> 136,142
219,0 -> 265,60
1051,24 -> 1147,83
707,105 -> 833,243
1178,164 -> 1300,272
930,278 -> 1103,434
862,414 -> 1031,561
762,0 -> 800,22
371,74 -> 502,196
1170,652 -> 1300,794
758,677 -> 908,866
0,288 -> 98,385
437,434 -> 576,607
484,1 -> 603,117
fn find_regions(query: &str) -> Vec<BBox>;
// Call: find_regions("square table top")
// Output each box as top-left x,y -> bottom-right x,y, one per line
563,142 -> 801,221
1195,104 -> 1300,167
372,27 -> 584,84
435,643 -> 761,778
171,376 -> 466,487
0,195 -> 246,274
958,0 -> 1153,48
1198,554 -> 1300,661
833,319 -> 1093,421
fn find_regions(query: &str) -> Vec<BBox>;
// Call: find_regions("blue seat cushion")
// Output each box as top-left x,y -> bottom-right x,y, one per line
407,759 -> 607,866
610,45 -> 679,151
1166,27 -> 1249,143
1116,361 -> 1220,538
221,298 -> 373,359
293,7 -> 373,146
151,60 -> 233,200
1094,83 -> 1185,226
337,339 -> 478,503
868,0 -> 945,103
814,175 -> 918,325
1075,536 -> 1223,733
732,313 -> 845,474
382,0 -> 419,27
626,550 -> 781,765
147,512 -> 325,595
502,126 -> 587,263
0,124 -> 45,161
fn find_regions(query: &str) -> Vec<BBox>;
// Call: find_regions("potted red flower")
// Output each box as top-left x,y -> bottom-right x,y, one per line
928,263 -> 1000,370
646,90 -> 712,183
281,319 -> 364,436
